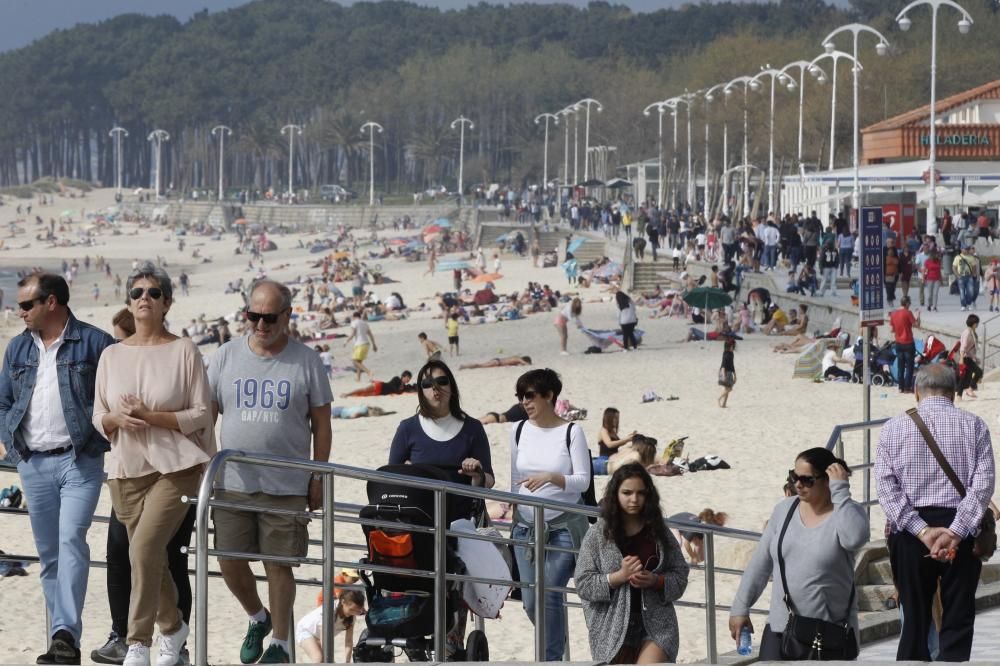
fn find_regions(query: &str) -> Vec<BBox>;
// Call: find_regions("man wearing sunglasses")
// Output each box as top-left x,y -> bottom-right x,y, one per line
0,273 -> 115,664
207,279 -> 332,665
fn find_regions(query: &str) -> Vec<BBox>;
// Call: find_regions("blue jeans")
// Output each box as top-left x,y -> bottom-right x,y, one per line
896,342 -> 916,392
592,456 -> 609,475
18,451 -> 104,645
512,524 -> 575,660
959,276 -> 974,307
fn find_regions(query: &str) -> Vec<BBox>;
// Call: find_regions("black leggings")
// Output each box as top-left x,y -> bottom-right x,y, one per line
824,366 -> 852,380
621,322 -> 638,350
961,357 -> 983,392
107,506 -> 197,637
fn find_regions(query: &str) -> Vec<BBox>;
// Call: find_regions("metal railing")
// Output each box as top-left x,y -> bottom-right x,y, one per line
979,312 -> 1000,370
825,418 -> 889,521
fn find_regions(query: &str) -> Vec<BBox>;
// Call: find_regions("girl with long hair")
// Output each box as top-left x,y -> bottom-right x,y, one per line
615,291 -> 639,351
718,338 -> 736,408
595,407 -> 636,475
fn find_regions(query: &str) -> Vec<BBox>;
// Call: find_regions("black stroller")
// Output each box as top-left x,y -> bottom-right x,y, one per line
352,464 -> 489,663
852,339 -> 896,386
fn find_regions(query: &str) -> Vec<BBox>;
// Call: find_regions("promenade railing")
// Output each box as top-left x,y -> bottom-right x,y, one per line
825,417 -> 890,522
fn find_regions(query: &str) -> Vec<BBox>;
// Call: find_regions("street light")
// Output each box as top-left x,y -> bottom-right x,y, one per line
360,121 -> 383,206
534,112 -> 560,196
643,101 -> 669,208
574,98 -> 603,181
666,91 -> 699,211
109,127 -> 128,196
147,129 -> 170,199
211,125 -> 232,202
724,77 -> 753,217
703,84 -> 728,219
663,99 -> 680,210
558,106 -> 575,200
895,0 -> 974,235
822,23 -> 890,220
777,60 -> 827,173
450,115 -> 474,205
750,66 -> 783,216
280,124 -> 303,198
808,50 -> 863,171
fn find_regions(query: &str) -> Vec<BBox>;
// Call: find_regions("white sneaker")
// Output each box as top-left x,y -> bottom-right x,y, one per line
157,622 -> 189,666
560,350 -> 570,356
124,644 -> 151,666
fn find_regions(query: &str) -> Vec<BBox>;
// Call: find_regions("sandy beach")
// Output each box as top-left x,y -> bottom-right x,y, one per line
2,188 -> 999,663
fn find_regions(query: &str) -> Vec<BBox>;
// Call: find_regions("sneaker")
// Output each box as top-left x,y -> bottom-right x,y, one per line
177,648 -> 190,666
37,630 -> 80,665
156,622 -> 189,666
91,633 -> 128,665
122,645 -> 150,666
239,612 -> 272,664
559,350 -> 570,356
258,644 -> 289,664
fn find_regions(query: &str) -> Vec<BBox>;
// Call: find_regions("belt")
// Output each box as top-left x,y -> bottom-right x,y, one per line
35,445 -> 72,456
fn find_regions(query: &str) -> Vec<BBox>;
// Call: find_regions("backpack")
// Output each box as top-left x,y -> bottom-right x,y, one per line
515,421 -> 598,523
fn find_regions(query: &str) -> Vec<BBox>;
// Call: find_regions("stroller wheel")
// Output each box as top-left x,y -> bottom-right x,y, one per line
871,374 -> 885,386
465,630 -> 489,662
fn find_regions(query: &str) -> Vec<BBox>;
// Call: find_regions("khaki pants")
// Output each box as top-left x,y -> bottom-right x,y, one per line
108,466 -> 202,646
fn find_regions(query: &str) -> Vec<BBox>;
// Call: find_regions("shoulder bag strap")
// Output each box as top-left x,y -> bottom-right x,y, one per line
906,407 -> 966,498
776,499 -> 800,614
514,420 -> 526,447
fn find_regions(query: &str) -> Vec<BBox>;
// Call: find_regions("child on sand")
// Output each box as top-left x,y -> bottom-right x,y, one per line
417,332 -> 443,361
295,589 -> 366,663
446,313 -> 460,356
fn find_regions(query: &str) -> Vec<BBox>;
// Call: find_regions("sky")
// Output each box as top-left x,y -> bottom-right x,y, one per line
0,0 -> 851,54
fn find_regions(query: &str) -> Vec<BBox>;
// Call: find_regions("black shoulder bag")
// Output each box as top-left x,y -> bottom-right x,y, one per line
906,408 -> 997,561
776,499 -> 859,661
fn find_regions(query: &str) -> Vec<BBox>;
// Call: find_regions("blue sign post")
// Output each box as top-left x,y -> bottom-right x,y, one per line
860,206 -> 884,327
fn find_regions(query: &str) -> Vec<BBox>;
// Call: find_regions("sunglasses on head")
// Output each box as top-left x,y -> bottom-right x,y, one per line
787,470 -> 825,488
420,375 -> 451,389
129,287 -> 163,301
18,296 -> 46,311
516,390 -> 539,401
245,308 -> 287,324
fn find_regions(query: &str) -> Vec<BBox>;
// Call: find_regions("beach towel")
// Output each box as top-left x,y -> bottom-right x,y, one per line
580,327 -> 645,350
793,341 -> 825,380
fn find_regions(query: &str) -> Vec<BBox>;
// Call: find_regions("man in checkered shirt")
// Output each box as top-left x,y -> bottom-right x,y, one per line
876,363 -> 995,661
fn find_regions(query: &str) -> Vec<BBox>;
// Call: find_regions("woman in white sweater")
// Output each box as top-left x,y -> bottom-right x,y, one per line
510,368 -> 593,661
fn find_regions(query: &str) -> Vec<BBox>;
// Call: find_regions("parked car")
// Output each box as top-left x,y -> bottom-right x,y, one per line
319,184 -> 356,202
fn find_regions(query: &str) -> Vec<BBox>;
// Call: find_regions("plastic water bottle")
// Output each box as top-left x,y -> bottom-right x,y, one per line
737,626 -> 753,656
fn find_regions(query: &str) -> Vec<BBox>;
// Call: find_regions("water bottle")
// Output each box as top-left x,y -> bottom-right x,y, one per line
737,625 -> 753,656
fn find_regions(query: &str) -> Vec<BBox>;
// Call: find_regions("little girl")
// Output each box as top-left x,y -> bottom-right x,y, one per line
296,589 -> 366,663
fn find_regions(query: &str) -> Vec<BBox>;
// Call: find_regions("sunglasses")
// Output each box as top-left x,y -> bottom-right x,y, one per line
787,470 -> 825,488
18,296 -> 46,311
245,308 -> 287,324
420,376 -> 451,390
129,287 -> 163,301
516,390 -> 539,402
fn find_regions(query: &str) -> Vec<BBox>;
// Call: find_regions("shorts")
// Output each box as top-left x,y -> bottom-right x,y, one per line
554,314 -> 568,327
352,344 -> 370,361
352,286 -> 364,297
212,490 -> 310,561
448,336 -> 459,344
429,350 -> 443,361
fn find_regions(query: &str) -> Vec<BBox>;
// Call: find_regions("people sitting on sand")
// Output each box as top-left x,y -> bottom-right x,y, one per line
339,371 -> 413,398
607,434 -> 658,476
668,508 -> 729,564
822,339 -> 853,381
459,355 -> 532,370
760,303 -> 793,335
594,407 -> 636,475
479,403 -> 528,425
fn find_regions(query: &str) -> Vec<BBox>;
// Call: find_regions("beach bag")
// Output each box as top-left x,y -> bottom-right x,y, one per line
366,592 -> 429,632
718,368 -> 736,388
451,519 -> 511,618
907,408 -> 997,561
777,499 -> 859,661
515,421 -> 597,523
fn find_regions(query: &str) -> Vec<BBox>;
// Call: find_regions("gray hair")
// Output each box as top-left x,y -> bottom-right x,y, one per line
249,278 -> 293,311
915,364 -> 956,397
125,261 -> 173,303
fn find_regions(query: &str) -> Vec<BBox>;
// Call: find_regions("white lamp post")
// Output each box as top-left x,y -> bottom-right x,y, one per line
703,84 -> 727,219
109,127 -> 128,196
147,129 -> 170,199
574,98 -> 603,181
777,60 -> 827,174
534,112 -> 560,196
896,0 -> 973,235
664,100 -> 680,210
666,92 -> 698,210
211,125 -> 231,202
750,66 -> 783,216
360,121 -> 383,206
558,106 -> 575,200
723,77 -> 753,218
280,123 -> 303,198
450,115 -> 474,205
643,101 -> 668,209
822,23 -> 890,218
808,50 -> 863,172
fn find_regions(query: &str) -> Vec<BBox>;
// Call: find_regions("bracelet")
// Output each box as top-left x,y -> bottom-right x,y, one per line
917,526 -> 929,539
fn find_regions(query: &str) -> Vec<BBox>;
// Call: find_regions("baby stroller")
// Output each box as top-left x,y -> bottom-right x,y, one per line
353,464 -> 490,663
852,340 -> 896,386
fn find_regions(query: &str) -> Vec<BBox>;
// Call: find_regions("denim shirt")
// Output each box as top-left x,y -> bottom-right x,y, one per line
0,311 -> 115,463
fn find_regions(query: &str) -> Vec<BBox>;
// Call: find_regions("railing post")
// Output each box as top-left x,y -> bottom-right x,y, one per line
321,473 -> 335,663
534,508 -> 547,662
433,489 -> 447,660
287,607 -> 296,663
194,453 -> 229,666
704,531 -> 718,664
982,322 -> 988,366
864,428 -> 872,522
835,432 -> 844,461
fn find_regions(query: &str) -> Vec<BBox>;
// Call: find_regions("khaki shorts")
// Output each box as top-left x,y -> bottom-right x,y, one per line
212,490 -> 310,562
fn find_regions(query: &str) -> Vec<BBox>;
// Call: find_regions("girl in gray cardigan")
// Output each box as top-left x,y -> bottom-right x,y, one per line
574,463 -> 689,663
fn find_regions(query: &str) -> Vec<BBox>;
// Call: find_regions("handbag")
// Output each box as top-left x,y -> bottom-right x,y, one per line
906,408 -> 998,561
718,368 -> 735,388
776,499 -> 859,661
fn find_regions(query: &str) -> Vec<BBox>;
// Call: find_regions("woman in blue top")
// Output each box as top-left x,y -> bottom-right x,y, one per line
388,359 -> 494,489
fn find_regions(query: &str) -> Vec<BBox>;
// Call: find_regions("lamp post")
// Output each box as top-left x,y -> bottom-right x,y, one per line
574,98 -> 603,181
360,121 -> 383,206
280,124 -> 303,198
664,100 -> 680,210
750,66 -> 783,217
211,125 -> 231,202
643,101 -> 668,209
777,61 -> 827,173
724,77 -> 753,218
822,23 -> 890,219
558,106 -> 575,201
808,50 -> 863,172
109,127 -> 128,196
896,0 -> 973,235
534,112 -> 560,197
147,129 -> 170,199
450,115 -> 474,205
703,84 -> 727,220
666,92 -> 698,211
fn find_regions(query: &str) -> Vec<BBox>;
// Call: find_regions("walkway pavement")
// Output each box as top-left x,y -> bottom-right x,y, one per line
860,605 -> 1000,661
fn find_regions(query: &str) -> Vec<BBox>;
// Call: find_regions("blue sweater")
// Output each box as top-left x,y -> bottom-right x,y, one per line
388,414 -> 493,477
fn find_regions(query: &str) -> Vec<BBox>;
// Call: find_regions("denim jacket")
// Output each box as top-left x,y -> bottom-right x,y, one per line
0,311 -> 115,463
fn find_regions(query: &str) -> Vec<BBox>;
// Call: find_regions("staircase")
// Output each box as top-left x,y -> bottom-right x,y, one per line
630,258 -> 677,293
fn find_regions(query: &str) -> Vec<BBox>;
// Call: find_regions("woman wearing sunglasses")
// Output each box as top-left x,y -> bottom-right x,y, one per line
729,447 -> 868,661
575,463 -> 689,664
92,261 -> 216,666
509,368 -> 593,661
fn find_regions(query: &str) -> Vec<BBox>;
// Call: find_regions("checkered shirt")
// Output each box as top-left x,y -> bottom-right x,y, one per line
875,396 -> 995,538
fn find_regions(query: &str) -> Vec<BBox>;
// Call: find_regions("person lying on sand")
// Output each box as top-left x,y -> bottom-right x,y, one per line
331,405 -> 392,419
479,403 -> 528,425
339,371 -> 413,397
459,355 -> 532,370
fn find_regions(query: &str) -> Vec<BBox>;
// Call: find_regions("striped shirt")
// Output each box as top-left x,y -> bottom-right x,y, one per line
875,396 -> 995,538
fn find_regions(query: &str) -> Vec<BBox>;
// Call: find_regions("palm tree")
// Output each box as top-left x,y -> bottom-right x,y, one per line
237,116 -> 280,189
408,122 -> 454,189
319,107 -> 365,187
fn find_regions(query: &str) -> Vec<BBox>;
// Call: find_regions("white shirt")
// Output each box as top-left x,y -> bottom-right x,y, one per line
22,323 -> 73,451
510,421 -> 591,522
351,318 -> 373,348
418,414 -> 464,441
294,601 -> 351,644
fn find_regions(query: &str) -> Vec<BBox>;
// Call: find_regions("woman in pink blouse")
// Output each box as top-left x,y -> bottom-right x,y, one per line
93,261 -> 215,666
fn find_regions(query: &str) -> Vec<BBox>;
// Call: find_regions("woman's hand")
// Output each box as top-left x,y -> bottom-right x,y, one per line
519,472 -> 555,492
119,394 -> 150,422
459,458 -> 484,480
109,403 -> 148,432
729,616 -> 753,643
610,555 -> 644,587
629,570 -> 659,589
827,462 -> 848,482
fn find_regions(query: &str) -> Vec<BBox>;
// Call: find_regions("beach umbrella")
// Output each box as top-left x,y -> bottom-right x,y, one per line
793,341 -> 825,380
471,272 -> 503,283
606,178 -> 633,189
331,251 -> 350,260
567,238 -> 586,255
579,178 -> 604,187
423,231 -> 441,244
434,218 -> 452,227
436,260 -> 471,271
423,224 -> 443,234
683,286 -> 733,338
387,238 -> 409,246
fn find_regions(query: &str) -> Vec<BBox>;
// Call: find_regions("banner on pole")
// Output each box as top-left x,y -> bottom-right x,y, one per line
860,206 -> 884,326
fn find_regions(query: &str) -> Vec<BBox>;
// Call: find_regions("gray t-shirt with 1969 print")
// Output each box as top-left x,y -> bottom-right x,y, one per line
207,336 -> 333,495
